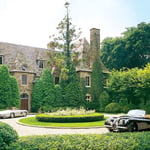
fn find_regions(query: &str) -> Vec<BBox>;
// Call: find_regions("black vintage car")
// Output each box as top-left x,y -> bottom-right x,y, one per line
105,109 -> 150,132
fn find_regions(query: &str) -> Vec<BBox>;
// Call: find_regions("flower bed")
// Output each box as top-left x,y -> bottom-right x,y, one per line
36,108 -> 104,122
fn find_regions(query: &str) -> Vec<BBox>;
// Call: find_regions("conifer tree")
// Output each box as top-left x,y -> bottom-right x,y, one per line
62,64 -> 83,107
31,78 -> 43,112
0,65 -> 20,108
41,69 -> 56,111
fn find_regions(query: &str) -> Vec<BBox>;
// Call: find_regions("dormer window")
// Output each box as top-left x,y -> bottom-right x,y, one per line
22,64 -> 27,71
36,60 -> 44,68
0,55 -> 3,64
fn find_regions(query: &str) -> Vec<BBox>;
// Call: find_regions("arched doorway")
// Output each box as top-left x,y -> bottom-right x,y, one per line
20,93 -> 29,110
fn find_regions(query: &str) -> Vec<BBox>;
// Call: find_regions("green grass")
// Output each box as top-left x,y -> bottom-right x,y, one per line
18,117 -> 107,128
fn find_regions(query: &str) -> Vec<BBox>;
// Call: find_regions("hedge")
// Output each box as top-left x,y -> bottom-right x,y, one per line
36,113 -> 104,122
0,122 -> 18,150
10,132 -> 150,150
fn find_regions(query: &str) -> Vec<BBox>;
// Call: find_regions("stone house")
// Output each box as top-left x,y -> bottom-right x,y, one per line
0,28 -> 108,111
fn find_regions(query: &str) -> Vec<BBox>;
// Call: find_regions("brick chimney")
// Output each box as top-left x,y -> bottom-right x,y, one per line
90,28 -> 100,68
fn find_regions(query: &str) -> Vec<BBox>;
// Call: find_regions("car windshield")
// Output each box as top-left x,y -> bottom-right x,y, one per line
127,110 -> 145,117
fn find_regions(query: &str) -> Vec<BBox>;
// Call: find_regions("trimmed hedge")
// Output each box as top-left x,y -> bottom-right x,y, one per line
10,132 -> 150,150
36,113 -> 104,122
0,121 -> 18,150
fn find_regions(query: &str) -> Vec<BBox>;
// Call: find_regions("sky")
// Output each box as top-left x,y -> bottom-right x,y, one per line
0,0 -> 150,48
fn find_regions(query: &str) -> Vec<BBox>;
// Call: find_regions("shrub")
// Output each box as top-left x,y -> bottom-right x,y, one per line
36,113 -> 104,123
105,103 -> 121,113
140,104 -> 150,114
0,122 -> 18,150
10,132 -> 150,150
122,104 -> 137,113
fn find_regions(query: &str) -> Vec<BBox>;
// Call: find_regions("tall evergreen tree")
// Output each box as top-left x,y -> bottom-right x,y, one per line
31,78 -> 43,112
9,76 -> 20,107
62,64 -> 83,107
0,65 -> 20,109
41,69 -> 56,111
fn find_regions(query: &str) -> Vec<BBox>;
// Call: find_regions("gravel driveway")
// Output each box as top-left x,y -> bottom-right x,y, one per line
0,115 -> 109,136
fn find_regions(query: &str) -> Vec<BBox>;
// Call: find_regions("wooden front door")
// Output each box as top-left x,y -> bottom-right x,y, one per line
20,93 -> 29,110
20,99 -> 28,110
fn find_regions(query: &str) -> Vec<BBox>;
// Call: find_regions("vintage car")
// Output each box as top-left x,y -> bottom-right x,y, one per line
0,109 -> 28,119
105,109 -> 150,132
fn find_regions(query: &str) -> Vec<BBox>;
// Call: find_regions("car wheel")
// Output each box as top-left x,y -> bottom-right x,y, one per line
23,112 -> 27,117
10,113 -> 15,118
128,122 -> 138,132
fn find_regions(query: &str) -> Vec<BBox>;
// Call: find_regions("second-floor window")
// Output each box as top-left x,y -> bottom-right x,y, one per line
85,76 -> 91,87
22,75 -> 27,85
54,77 -> 59,85
0,55 -> 3,64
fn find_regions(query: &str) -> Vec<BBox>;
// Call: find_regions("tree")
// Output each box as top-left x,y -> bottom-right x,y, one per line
47,2 -> 83,108
0,65 -> 20,109
9,76 -> 20,107
49,2 -> 81,66
106,64 -> 150,106
31,69 -> 56,112
101,22 -> 150,70
62,64 -> 83,107
31,78 -> 43,112
41,69 -> 56,111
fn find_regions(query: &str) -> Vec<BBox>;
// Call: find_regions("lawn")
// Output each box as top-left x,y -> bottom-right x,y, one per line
18,116 -> 107,128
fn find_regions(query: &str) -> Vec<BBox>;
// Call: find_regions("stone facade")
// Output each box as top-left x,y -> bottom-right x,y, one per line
0,28 -> 107,111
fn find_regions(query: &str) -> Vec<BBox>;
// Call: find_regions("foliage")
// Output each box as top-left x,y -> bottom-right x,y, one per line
60,64 -> 84,108
140,104 -> 150,114
122,104 -> 137,113
101,22 -> 150,70
31,78 -> 43,112
10,132 -> 150,150
46,3 -> 84,110
48,3 -> 82,53
36,113 -> 104,123
0,65 -> 20,109
105,103 -> 121,113
31,69 -> 55,112
0,122 -> 18,150
41,69 -> 55,108
99,91 -> 110,112
90,59 -> 104,111
106,63 -> 150,107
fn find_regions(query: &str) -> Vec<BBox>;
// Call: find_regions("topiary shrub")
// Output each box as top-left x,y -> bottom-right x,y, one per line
122,104 -> 137,113
36,113 -> 104,123
0,122 -> 18,150
105,103 -> 121,113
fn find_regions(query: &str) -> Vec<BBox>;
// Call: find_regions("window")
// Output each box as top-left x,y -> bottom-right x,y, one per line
85,76 -> 91,87
0,55 -> 3,64
36,60 -> 44,68
86,94 -> 91,101
54,77 -> 59,85
21,93 -> 28,99
22,75 -> 27,85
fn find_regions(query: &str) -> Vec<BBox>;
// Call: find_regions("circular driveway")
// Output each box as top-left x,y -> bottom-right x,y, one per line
0,115 -> 109,136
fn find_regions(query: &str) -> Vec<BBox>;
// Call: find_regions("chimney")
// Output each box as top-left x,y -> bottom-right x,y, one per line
90,28 -> 100,68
